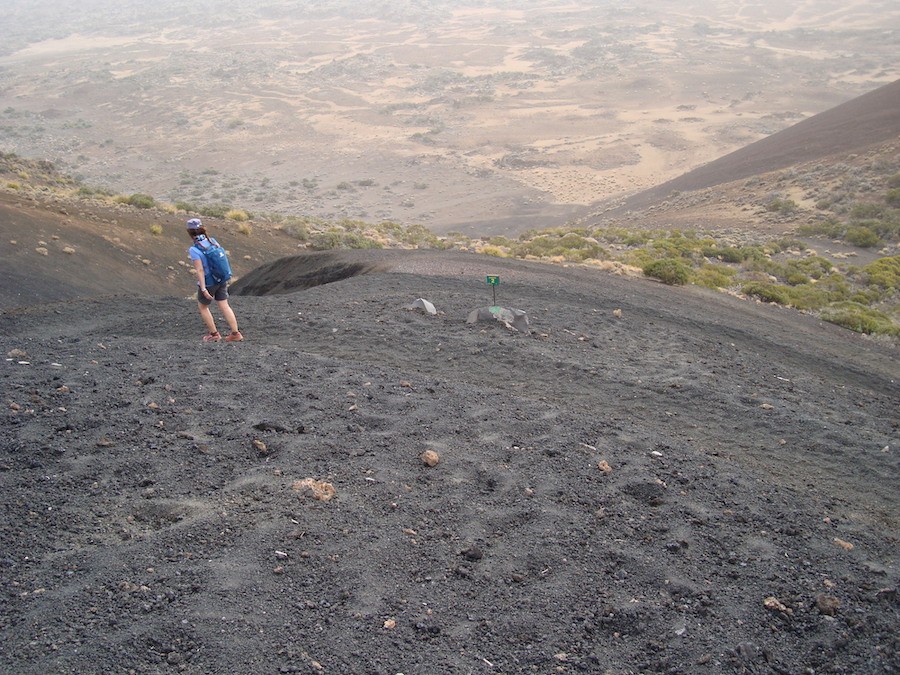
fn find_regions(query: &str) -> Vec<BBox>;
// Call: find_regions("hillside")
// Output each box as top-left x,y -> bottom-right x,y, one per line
585,79 -> 900,228
0,160 -> 310,310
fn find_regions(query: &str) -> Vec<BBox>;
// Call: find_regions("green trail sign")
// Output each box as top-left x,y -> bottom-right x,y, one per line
486,275 -> 500,305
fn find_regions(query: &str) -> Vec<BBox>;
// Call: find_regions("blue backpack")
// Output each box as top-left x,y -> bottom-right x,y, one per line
193,237 -> 233,286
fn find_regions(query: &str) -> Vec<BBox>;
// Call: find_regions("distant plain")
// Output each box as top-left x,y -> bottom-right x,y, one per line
2,0 -> 899,234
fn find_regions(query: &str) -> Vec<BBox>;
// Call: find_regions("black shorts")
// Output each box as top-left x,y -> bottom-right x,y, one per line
198,283 -> 228,305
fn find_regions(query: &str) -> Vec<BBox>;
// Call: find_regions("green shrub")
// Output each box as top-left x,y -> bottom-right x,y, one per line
766,197 -> 798,214
282,220 -> 309,241
127,193 -> 155,209
797,219 -> 844,238
888,173 -> 900,189
820,302 -> 899,336
782,284 -> 832,311
787,256 -> 832,280
742,282 -> 790,304
149,224 -> 163,236
643,259 -> 691,285
885,188 -> 900,207
692,264 -> 736,289
342,232 -> 382,249
773,238 -> 806,252
515,232 -> 606,261
199,204 -> 230,218
785,271 -> 809,286
703,246 -> 745,263
863,256 -> 900,291
850,202 -> 888,220
480,245 -> 507,257
310,232 -> 344,250
400,223 -> 445,249
844,225 -> 881,248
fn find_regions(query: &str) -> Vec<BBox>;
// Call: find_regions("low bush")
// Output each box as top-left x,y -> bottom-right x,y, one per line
844,225 -> 881,248
820,302 -> 900,336
702,246 -> 745,263
225,209 -> 250,222
309,232 -> 343,250
282,220 -> 308,241
863,256 -> 900,291
515,233 -> 606,262
126,193 -> 155,209
766,197 -> 798,214
149,224 -> 163,236
692,263 -> 736,289
199,204 -> 230,218
480,245 -> 507,257
643,259 -> 691,285
742,282 -> 790,305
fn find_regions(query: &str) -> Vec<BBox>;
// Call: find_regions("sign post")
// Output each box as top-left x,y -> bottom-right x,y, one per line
486,275 -> 500,307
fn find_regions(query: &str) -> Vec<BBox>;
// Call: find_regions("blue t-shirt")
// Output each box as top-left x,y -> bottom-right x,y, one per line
188,235 -> 221,286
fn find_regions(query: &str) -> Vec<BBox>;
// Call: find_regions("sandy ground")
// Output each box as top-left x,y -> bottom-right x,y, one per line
1,250 -> 897,673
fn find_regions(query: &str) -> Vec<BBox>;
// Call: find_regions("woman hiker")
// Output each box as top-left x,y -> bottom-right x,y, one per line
186,218 -> 244,343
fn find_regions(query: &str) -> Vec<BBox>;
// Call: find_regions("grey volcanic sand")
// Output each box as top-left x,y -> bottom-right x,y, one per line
1,251 -> 897,673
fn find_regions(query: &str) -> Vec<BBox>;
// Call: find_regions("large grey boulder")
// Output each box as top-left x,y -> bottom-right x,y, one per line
466,306 -> 530,334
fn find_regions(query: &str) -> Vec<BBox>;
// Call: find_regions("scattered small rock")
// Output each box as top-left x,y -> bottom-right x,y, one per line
815,593 -> 840,616
292,478 -> 336,502
763,596 -> 792,615
598,460 -> 613,474
461,545 -> 483,561
420,449 -> 440,467
833,537 -> 854,551
253,439 -> 269,456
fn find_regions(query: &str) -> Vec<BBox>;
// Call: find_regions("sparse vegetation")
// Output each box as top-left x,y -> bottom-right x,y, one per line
1,152 -> 897,339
